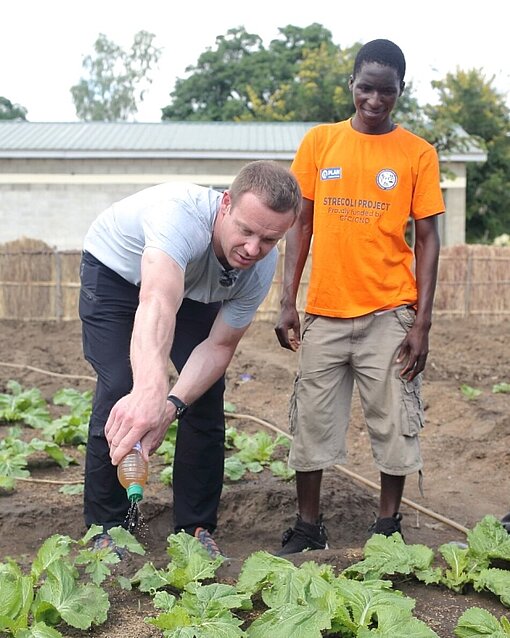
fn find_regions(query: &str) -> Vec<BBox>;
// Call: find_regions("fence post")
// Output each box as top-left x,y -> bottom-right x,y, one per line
464,250 -> 473,317
54,248 -> 62,322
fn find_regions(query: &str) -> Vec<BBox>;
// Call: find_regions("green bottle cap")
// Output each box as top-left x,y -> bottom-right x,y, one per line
126,483 -> 144,503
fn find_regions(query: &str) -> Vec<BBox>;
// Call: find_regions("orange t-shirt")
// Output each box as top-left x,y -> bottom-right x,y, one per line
291,120 -> 445,318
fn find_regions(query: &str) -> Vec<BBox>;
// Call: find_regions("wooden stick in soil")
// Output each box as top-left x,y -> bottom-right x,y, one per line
226,412 -> 469,536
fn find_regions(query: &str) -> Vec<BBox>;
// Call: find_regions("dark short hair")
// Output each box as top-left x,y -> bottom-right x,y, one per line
353,39 -> 406,82
229,160 -> 301,216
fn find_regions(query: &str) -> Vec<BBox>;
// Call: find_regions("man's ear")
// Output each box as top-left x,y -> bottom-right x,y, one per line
222,190 -> 231,207
400,80 -> 405,96
219,190 -> 231,217
348,74 -> 354,91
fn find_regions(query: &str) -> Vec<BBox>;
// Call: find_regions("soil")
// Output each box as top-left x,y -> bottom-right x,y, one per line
1,317 -> 509,637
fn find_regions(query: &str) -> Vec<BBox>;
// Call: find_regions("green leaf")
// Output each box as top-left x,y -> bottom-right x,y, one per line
332,577 -> 415,631
150,612 -> 245,637
343,533 -> 434,580
357,604 -> 440,637
467,516 -> 510,561
164,532 -> 223,590
108,526 -> 145,555
27,439 -> 73,468
0,475 -> 16,490
34,560 -> 109,629
0,570 -> 34,632
237,550 -> 296,594
52,388 -> 92,413
475,568 -> 510,607
183,582 -> 252,613
223,401 -> 237,413
74,548 -> 120,585
159,465 -> 174,486
31,535 -> 73,582
59,484 -> 84,495
261,561 -> 337,613
224,455 -> 247,481
0,381 -> 52,427
133,561 -> 172,593
454,607 -> 510,637
269,460 -> 295,480
492,382 -> 510,394
245,461 -> 264,473
460,384 -> 483,399
81,524 -> 104,545
235,431 -> 279,464
116,575 -> 133,590
246,603 -> 331,638
439,543 -> 471,591
152,590 -> 178,612
15,621 -> 64,637
147,607 -> 192,632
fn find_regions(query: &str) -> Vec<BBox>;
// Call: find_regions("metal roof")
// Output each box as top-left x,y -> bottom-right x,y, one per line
0,121 -> 318,160
0,120 -> 486,162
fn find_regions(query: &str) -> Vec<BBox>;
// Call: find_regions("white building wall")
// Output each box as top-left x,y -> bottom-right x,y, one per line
0,156 -> 466,250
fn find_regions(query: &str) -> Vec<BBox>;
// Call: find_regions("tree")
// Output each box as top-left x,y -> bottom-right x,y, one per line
71,31 -> 162,121
162,24 -> 343,121
0,97 -> 27,120
428,69 -> 510,242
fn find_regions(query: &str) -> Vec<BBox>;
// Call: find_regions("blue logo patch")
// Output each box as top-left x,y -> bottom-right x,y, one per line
320,167 -> 342,181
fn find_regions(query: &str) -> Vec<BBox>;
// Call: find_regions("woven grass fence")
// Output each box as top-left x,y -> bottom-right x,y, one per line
0,239 -> 509,321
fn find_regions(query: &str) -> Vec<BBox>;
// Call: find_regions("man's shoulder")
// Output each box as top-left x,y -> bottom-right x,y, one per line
394,125 -> 436,151
306,120 -> 349,137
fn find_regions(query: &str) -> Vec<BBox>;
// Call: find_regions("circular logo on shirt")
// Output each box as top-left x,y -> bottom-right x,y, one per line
376,169 -> 398,190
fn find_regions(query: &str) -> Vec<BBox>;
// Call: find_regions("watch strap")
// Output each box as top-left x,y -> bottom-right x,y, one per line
167,394 -> 188,418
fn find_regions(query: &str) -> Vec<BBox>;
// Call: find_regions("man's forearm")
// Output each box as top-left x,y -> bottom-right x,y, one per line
130,297 -> 176,399
414,217 -> 441,328
169,338 -> 236,406
280,198 -> 313,307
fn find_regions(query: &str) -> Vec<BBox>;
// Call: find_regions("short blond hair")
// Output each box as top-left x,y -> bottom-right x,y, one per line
229,160 -> 301,216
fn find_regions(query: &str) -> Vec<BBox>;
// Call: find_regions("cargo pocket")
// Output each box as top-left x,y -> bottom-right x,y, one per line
301,312 -> 318,339
288,375 -> 300,435
395,306 -> 416,332
401,376 -> 424,437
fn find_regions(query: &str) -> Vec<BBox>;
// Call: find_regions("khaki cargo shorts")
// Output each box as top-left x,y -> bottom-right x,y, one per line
288,308 -> 424,476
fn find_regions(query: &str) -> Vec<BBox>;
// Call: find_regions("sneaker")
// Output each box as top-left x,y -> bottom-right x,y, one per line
278,514 -> 328,556
501,513 -> 510,533
369,512 -> 404,538
92,533 -> 125,559
194,527 -> 223,560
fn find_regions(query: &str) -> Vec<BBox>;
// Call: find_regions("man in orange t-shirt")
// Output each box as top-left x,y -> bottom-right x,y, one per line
275,39 -> 445,554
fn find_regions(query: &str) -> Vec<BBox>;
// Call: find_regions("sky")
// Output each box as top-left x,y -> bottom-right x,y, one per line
2,0 -> 508,122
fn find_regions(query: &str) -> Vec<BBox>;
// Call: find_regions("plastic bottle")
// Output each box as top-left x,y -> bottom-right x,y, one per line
117,442 -> 148,503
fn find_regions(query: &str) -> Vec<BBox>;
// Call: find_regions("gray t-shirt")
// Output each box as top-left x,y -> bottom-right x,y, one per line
83,182 -> 278,328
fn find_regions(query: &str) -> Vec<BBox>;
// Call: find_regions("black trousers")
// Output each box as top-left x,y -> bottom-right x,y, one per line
79,251 -> 225,534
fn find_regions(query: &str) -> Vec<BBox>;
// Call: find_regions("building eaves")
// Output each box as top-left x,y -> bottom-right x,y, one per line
0,120 -> 487,163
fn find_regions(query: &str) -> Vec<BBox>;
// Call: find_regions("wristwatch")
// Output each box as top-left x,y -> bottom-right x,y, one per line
167,394 -> 188,418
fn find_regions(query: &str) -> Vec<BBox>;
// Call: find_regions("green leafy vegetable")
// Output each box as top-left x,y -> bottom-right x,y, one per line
460,384 -> 483,399
492,382 -> 510,394
454,607 -> 510,636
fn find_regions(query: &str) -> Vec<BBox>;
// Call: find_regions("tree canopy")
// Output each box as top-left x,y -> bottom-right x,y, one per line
0,97 -> 27,120
162,24 -> 422,125
427,69 -> 510,241
70,31 -> 162,121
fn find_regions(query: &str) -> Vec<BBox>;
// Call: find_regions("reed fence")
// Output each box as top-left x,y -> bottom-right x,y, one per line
0,239 -> 508,321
